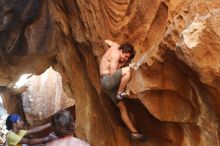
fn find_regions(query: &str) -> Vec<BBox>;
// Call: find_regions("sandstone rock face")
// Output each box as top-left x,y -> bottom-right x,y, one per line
0,0 -> 220,146
20,67 -> 74,125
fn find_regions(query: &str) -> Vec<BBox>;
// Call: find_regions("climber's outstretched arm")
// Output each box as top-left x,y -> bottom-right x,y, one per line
104,40 -> 120,48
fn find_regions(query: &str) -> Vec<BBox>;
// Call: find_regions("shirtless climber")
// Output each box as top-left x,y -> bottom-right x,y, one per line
100,40 -> 144,140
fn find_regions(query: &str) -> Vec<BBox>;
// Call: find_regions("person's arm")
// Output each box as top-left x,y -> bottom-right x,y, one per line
19,135 -> 55,145
27,123 -> 51,134
110,53 -> 120,74
118,61 -> 130,69
104,40 -> 120,48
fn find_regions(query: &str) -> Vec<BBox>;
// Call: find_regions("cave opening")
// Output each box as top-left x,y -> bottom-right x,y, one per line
0,66 -> 76,137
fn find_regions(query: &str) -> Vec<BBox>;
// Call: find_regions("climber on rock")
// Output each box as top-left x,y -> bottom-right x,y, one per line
46,110 -> 90,146
100,39 -> 144,140
5,114 -> 56,146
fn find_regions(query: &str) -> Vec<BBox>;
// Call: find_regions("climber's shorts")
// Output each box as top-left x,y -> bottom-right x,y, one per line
100,69 -> 122,104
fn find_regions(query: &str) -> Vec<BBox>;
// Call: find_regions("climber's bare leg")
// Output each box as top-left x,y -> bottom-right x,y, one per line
117,100 -> 137,133
118,67 -> 131,93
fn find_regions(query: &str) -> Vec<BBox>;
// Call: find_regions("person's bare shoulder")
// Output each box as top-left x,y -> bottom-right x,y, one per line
109,48 -> 120,60
46,137 -> 90,146
70,137 -> 90,146
110,47 -> 120,55
46,140 -> 58,146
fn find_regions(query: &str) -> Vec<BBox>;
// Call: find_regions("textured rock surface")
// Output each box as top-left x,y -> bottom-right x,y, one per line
0,97 -> 7,144
0,0 -> 220,146
21,67 -> 74,125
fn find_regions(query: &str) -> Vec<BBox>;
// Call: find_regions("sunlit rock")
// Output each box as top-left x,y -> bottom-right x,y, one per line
21,67 -> 74,125
0,0 -> 220,146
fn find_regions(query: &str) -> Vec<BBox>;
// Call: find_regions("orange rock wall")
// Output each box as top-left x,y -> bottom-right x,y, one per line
0,0 -> 220,146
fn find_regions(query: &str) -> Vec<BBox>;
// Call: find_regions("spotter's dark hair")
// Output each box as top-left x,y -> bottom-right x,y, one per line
51,110 -> 74,138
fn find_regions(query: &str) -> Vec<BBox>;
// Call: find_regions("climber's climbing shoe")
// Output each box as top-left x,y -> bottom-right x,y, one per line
130,132 -> 147,141
117,91 -> 129,100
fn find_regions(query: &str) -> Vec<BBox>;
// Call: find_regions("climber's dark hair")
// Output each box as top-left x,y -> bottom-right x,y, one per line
51,110 -> 74,138
119,43 -> 136,60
